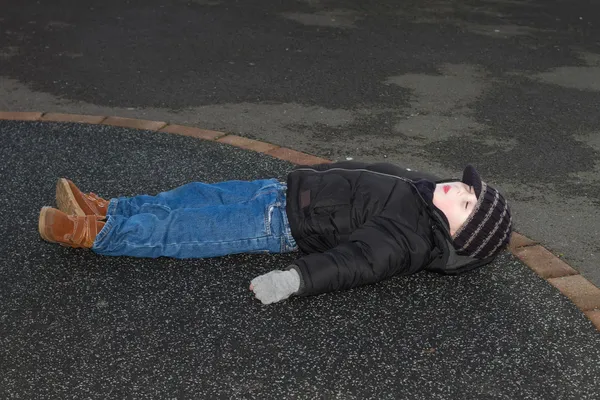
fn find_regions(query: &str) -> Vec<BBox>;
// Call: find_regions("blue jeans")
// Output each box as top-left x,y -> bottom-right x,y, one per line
92,179 -> 297,258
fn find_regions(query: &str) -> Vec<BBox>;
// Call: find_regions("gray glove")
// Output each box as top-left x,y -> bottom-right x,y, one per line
250,269 -> 301,305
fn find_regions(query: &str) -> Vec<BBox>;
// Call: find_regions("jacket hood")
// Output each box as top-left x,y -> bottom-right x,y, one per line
358,162 -> 496,274
425,207 -> 497,275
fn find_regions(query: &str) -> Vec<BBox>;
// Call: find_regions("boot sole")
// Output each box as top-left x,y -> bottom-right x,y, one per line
56,178 -> 86,217
38,206 -> 57,243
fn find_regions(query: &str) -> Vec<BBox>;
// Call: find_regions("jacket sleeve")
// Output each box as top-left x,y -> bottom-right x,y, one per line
291,215 -> 431,296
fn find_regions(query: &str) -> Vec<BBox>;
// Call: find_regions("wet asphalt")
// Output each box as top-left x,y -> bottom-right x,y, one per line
0,120 -> 599,399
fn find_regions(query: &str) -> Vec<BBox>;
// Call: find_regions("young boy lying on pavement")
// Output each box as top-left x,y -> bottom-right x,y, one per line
38,161 -> 512,305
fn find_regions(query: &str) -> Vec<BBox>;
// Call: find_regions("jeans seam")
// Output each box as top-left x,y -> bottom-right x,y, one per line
117,235 -> 273,249
280,196 -> 297,252
107,198 -> 119,216
251,187 -> 279,201
265,205 -> 272,235
93,216 -> 115,248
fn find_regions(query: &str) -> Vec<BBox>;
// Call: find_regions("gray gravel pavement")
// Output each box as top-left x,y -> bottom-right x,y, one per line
1,0 -> 599,288
0,121 -> 599,399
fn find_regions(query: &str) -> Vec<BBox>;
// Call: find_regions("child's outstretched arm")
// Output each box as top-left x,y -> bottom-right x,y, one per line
249,215 -> 431,304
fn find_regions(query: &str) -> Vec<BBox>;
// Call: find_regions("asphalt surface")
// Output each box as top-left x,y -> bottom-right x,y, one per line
1,0 -> 599,288
0,120 -> 599,399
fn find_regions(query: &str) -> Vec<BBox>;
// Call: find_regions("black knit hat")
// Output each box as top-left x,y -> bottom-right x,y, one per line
452,165 -> 513,259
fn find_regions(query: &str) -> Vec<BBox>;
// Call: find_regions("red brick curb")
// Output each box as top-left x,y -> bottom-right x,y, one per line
102,116 -> 167,131
41,113 -> 106,124
217,134 -> 280,153
3,111 -> 599,330
0,111 -> 43,120
159,124 -> 225,141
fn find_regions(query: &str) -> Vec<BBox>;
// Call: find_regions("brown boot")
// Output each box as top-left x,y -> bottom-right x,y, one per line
38,207 -> 105,248
56,178 -> 109,217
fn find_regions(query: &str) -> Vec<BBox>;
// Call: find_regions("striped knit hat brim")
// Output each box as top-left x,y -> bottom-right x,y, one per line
452,166 -> 513,259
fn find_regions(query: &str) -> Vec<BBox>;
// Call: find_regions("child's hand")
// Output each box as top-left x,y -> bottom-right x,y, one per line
250,269 -> 300,305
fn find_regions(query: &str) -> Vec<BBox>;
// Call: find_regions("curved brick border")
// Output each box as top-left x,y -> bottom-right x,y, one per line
2,110 -> 599,330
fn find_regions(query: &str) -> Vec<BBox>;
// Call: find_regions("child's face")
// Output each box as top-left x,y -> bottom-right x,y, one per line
432,182 -> 478,236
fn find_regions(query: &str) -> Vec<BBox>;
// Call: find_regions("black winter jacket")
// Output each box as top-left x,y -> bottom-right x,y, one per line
285,161 -> 496,296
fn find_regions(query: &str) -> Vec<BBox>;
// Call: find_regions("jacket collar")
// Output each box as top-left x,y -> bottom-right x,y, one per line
408,178 -> 494,275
